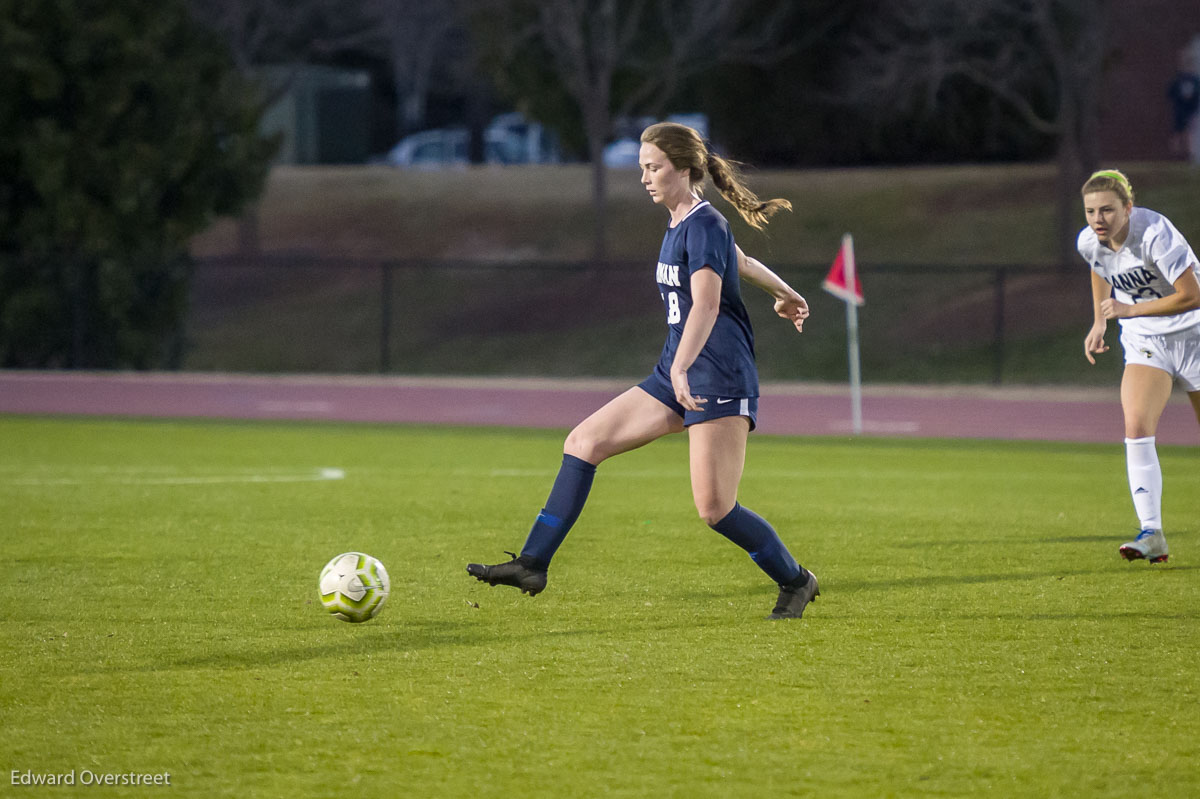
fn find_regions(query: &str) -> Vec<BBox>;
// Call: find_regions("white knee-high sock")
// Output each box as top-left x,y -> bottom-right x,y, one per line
1125,436 -> 1163,531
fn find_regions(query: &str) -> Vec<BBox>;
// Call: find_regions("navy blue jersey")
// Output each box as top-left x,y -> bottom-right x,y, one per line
652,201 -> 758,397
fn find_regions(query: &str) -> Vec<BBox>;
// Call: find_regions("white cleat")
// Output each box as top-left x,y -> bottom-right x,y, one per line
1119,529 -> 1169,564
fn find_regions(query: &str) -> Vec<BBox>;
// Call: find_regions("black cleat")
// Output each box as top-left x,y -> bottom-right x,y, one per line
767,568 -> 819,620
466,551 -> 548,596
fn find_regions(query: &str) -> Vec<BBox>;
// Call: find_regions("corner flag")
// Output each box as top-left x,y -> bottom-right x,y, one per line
823,234 -> 864,434
822,234 -> 864,305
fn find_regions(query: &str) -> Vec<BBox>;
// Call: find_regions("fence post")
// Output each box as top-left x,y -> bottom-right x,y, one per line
380,261 -> 392,373
992,267 -> 1006,385
68,256 -> 87,368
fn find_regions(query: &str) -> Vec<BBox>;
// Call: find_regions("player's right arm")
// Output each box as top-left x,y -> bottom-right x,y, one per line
736,246 -> 809,332
1100,266 -> 1200,320
1085,270 -> 1111,364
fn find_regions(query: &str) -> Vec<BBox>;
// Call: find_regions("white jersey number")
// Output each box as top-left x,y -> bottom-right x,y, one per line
666,291 -> 681,324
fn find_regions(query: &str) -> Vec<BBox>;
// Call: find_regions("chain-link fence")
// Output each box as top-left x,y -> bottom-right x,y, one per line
186,255 -> 1108,385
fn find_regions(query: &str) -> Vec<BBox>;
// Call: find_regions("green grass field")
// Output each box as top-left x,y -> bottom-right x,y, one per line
2,415 -> 1198,797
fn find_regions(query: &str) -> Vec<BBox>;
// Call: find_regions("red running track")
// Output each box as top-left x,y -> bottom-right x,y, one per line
1,371 -> 1198,445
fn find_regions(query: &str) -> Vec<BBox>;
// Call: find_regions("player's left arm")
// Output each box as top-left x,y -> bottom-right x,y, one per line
669,267 -> 722,411
736,245 -> 809,332
1101,267 -> 1200,319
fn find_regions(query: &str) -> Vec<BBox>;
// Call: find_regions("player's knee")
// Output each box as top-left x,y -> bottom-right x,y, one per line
564,426 -> 604,464
1123,415 -> 1155,438
694,496 -> 732,527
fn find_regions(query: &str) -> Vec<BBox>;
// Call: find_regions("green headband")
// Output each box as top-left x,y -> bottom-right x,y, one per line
1088,169 -> 1133,197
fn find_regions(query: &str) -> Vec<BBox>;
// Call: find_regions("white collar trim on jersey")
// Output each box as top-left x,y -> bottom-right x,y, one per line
677,199 -> 710,224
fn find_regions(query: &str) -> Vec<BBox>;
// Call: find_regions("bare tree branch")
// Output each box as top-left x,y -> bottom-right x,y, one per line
516,0 -> 798,256
314,0 -> 468,133
187,0 -> 353,106
837,0 -> 1113,267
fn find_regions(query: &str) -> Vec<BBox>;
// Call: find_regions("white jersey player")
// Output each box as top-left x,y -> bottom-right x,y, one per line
1079,169 -> 1200,563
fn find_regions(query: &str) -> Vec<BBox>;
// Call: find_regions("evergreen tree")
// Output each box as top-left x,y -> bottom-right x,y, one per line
0,0 -> 276,367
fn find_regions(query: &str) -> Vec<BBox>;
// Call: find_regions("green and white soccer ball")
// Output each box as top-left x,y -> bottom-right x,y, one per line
318,552 -> 390,623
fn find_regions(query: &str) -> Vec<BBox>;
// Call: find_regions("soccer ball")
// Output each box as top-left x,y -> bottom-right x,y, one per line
318,552 -> 390,623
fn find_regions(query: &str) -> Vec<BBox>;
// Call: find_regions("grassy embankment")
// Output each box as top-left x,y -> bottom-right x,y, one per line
187,162 -> 1200,383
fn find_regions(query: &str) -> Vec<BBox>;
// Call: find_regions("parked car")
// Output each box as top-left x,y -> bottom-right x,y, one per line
382,127 -> 469,168
381,113 -> 561,168
602,138 -> 641,167
484,112 -> 561,165
603,113 -> 710,167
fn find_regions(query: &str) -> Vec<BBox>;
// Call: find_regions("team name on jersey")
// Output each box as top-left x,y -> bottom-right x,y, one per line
655,261 -> 682,287
1108,266 -> 1157,293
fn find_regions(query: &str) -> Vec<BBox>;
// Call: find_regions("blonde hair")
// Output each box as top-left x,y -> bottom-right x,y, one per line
640,122 -> 791,230
1081,169 -> 1135,206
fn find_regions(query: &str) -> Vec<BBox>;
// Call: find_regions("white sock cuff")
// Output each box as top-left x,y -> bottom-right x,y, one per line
1124,436 -> 1156,446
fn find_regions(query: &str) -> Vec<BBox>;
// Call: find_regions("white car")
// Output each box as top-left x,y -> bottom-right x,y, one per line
383,127 -> 469,168
602,138 -> 642,167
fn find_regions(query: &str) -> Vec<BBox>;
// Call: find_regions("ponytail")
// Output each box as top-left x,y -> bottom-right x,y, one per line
640,121 -> 791,231
705,150 -> 791,231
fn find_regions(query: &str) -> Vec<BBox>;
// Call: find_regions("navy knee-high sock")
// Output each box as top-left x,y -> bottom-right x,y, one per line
710,503 -> 802,585
520,454 -> 597,569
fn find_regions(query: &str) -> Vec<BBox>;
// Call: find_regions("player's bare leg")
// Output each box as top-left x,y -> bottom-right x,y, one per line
689,416 -> 818,619
467,387 -> 684,595
564,386 -> 685,465
1118,365 -> 1174,563
687,414 -> 749,526
1120,364 -> 1174,439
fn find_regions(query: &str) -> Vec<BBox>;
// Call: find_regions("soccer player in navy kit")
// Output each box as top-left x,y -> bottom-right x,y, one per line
468,122 -> 819,620
1079,169 -> 1200,563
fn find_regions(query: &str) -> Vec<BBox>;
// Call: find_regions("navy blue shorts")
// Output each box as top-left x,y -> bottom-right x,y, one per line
637,373 -> 758,431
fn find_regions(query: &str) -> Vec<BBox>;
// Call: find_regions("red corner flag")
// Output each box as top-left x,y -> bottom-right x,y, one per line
822,234 -> 864,306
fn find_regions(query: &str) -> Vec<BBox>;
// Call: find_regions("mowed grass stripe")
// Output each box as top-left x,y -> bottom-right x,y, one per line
0,416 -> 1196,798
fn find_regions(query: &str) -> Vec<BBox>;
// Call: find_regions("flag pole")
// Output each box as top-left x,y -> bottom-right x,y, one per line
843,234 -> 863,435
